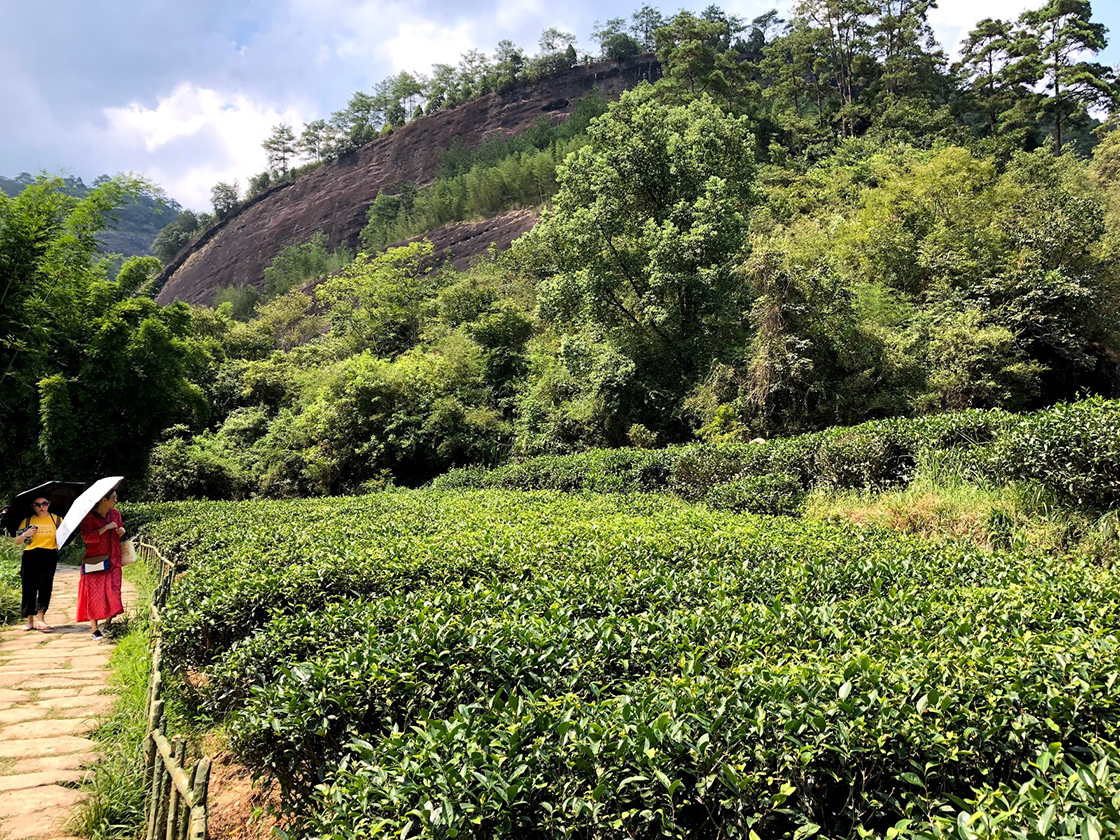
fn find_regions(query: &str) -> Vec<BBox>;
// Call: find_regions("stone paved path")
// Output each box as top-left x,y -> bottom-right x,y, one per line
0,564 -> 136,840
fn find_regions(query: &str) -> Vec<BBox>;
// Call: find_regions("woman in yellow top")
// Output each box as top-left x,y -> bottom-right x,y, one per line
14,496 -> 62,632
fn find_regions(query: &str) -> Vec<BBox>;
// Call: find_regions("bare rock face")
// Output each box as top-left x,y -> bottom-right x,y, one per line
157,57 -> 660,307
403,208 -> 540,272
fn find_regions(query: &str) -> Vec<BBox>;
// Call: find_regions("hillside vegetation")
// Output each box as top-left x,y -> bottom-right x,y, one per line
3,0 -> 1120,498
0,172 -> 179,262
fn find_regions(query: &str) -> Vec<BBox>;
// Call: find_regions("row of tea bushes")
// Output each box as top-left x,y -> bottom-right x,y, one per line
432,398 -> 1120,510
141,491 -> 1003,669
135,489 -> 1120,837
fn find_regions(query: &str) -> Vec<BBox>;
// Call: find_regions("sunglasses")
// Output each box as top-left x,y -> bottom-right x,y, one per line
33,501 -> 50,507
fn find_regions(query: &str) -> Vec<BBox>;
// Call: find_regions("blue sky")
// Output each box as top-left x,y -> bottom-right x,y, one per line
2,0 -> 1117,210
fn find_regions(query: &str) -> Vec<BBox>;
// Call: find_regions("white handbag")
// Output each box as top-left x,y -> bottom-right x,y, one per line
82,557 -> 110,574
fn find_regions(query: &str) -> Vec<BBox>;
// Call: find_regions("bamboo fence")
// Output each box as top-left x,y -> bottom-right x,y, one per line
138,541 -> 211,840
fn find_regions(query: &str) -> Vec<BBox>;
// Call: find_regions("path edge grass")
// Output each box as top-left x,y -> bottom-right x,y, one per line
70,560 -> 155,840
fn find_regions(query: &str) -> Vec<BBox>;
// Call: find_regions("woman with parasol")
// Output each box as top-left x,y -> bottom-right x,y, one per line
76,486 -> 126,640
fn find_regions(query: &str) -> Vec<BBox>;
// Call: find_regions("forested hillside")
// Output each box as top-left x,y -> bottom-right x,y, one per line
0,172 -> 179,261
2,0 -> 1119,499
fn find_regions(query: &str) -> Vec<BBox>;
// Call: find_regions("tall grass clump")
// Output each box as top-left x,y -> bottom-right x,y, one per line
0,541 -> 21,624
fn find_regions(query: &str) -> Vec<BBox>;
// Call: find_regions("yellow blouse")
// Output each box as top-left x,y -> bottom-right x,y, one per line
19,514 -> 60,551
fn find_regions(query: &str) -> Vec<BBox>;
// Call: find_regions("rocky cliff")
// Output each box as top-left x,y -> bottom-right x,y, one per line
156,56 -> 660,307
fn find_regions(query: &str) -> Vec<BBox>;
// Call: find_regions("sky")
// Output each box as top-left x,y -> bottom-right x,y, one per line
2,0 -> 1118,212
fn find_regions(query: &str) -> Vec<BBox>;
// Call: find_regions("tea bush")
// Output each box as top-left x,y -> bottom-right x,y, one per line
135,485 -> 1120,837
985,397 -> 1120,508
433,400 -> 1120,509
703,473 -> 805,515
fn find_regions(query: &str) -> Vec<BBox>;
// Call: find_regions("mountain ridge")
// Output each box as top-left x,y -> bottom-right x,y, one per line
156,55 -> 660,307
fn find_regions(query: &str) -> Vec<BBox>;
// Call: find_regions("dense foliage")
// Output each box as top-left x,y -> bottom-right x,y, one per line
136,489 -> 1120,838
0,175 -> 208,493
4,1 -> 1120,500
0,172 -> 181,261
435,398 -> 1120,510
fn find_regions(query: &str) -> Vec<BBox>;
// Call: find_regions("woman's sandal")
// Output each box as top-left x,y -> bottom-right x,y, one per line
20,624 -> 33,632
34,619 -> 51,632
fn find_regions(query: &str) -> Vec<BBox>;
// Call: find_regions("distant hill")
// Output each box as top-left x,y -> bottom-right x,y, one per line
0,172 -> 182,261
155,55 -> 660,307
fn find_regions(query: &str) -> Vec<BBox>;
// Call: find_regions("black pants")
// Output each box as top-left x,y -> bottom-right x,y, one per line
21,547 -> 58,618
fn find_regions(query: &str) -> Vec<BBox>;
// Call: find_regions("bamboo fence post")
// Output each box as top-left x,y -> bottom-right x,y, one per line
153,756 -> 170,840
145,698 -> 165,840
165,736 -> 185,840
141,540 -> 212,840
187,756 -> 212,840
144,673 -> 162,775
145,692 -> 164,778
178,760 -> 195,840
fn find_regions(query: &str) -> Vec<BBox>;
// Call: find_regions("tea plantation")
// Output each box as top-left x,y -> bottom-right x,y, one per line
134,484 -> 1120,839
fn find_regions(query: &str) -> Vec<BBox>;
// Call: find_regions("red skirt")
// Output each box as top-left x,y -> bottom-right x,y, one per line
76,562 -> 124,622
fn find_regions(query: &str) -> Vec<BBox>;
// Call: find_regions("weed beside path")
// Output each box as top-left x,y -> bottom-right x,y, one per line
0,565 -> 135,840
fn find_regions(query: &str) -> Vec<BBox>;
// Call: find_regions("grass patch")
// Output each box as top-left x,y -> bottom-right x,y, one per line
71,560 -> 156,840
804,452 -> 1120,563
0,542 -> 22,624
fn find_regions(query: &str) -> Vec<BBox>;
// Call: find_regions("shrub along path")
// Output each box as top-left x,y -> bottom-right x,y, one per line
0,564 -> 135,840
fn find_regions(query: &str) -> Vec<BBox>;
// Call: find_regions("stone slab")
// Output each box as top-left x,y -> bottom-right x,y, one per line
0,811 -> 69,839
0,707 -> 48,726
7,751 -> 96,776
10,678 -> 108,692
0,653 -> 112,667
0,718 -> 97,740
0,782 -> 86,816
0,671 -> 106,689
0,690 -> 29,707
0,770 -> 83,792
32,688 -> 106,700
0,736 -> 94,759
30,697 -> 108,714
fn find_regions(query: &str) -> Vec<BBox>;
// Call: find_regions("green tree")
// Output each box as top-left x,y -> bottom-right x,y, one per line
151,209 -> 200,263
955,18 -> 1031,141
330,91 -> 382,153
762,18 -> 838,136
298,119 -> 331,162
796,0 -> 875,137
457,50 -> 494,98
210,180 -> 240,217
870,0 -> 944,99
263,123 -> 297,176
492,40 -> 525,90
1018,0 -> 1117,153
653,10 -> 759,112
527,84 -> 758,435
0,174 -> 209,490
247,170 -> 271,199
115,255 -> 162,296
630,5 -> 666,50
593,18 -> 642,60
426,64 -> 460,110
316,240 -> 437,357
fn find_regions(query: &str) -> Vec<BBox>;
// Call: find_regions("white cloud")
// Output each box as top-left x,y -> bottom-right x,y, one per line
495,0 -> 546,32
383,19 -> 478,70
100,84 -> 306,210
929,0 -> 1035,58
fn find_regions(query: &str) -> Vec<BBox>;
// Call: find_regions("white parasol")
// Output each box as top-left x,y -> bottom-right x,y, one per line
56,476 -> 123,549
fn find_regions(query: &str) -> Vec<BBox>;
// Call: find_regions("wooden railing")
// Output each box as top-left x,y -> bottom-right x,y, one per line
138,542 -> 211,840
